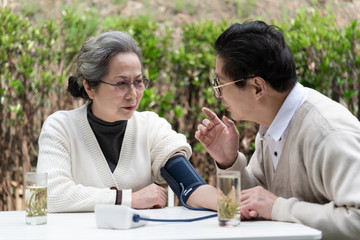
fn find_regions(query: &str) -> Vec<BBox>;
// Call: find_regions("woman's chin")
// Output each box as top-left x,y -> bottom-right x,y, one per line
118,109 -> 136,120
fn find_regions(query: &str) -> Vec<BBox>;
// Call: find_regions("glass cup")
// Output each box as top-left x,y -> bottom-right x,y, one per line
25,172 -> 48,225
217,171 -> 241,227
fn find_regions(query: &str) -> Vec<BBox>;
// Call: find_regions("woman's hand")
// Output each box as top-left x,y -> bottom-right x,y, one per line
131,183 -> 168,209
195,107 -> 240,169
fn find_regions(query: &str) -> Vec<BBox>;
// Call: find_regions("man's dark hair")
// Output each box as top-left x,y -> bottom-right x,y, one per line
214,20 -> 297,92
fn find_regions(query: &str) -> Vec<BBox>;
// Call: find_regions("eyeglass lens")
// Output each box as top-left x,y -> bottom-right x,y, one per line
212,76 -> 221,97
115,79 -> 149,92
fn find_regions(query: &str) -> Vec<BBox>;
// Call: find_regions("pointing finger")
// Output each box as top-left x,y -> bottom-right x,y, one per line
202,107 -> 223,126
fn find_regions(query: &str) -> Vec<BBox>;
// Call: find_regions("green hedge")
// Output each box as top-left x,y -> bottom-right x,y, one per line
280,9 -> 360,114
0,6 -> 359,210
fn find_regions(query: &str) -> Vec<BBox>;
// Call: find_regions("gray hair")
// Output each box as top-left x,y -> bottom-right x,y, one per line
76,31 -> 143,88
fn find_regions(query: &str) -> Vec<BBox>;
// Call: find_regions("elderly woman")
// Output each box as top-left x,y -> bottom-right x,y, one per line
37,31 -> 217,212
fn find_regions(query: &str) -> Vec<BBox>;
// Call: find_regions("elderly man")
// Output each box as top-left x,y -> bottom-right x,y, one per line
196,20 -> 360,240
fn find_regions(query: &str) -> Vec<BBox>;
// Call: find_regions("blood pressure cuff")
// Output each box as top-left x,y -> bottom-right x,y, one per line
160,155 -> 206,204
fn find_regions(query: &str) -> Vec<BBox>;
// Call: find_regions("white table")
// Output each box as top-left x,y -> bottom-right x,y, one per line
0,207 -> 321,240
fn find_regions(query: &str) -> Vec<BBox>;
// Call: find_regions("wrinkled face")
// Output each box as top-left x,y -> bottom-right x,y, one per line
88,52 -> 144,122
215,56 -> 254,121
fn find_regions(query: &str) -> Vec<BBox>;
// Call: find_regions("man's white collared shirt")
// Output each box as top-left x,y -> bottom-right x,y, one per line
259,82 -> 308,170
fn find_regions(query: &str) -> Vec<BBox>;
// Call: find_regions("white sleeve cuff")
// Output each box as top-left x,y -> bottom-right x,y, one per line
121,189 -> 132,207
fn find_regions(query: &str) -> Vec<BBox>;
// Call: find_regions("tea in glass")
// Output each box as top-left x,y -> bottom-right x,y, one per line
217,171 -> 241,227
25,172 -> 47,225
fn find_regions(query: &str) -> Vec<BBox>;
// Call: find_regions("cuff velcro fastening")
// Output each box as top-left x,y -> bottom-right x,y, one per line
160,155 -> 205,204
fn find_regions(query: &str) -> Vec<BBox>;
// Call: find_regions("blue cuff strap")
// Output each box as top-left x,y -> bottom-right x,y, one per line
161,155 -> 206,204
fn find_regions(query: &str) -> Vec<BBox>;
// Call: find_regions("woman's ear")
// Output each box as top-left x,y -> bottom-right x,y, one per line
83,80 -> 94,99
252,77 -> 267,100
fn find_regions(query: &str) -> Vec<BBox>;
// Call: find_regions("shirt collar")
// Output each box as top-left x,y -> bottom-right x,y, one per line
260,82 -> 307,141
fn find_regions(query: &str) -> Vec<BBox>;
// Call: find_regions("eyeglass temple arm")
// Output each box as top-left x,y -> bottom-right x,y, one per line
212,79 -> 243,89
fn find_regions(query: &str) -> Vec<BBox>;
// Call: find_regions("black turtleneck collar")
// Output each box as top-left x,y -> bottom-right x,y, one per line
87,103 -> 128,173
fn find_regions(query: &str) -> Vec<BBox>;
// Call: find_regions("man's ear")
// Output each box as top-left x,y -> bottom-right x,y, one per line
252,77 -> 267,100
83,79 -> 94,99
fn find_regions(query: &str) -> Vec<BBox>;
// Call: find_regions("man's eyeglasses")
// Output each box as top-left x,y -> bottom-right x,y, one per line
100,78 -> 150,94
211,75 -> 255,98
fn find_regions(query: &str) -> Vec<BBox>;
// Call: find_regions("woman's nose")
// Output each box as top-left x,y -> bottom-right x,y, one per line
126,84 -> 137,97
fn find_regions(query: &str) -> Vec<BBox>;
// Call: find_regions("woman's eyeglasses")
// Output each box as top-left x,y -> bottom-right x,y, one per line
100,78 -> 150,94
211,75 -> 255,98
